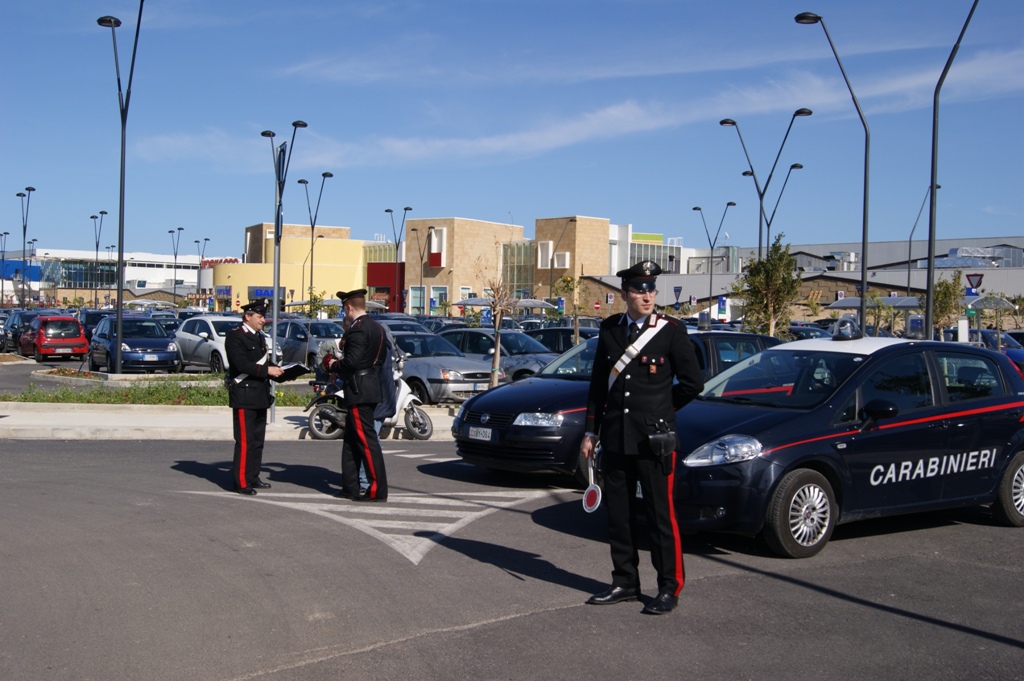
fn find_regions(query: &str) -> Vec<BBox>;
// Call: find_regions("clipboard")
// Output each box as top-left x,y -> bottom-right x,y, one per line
273,363 -> 312,383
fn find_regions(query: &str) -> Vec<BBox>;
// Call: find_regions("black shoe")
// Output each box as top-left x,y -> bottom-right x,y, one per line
355,494 -> 387,503
235,487 -> 257,496
641,592 -> 678,615
251,480 -> 271,489
334,490 -> 360,500
586,586 -> 639,605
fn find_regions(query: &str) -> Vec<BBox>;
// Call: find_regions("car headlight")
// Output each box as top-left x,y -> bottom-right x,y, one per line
121,342 -> 131,352
440,369 -> 465,381
512,412 -> 564,427
167,342 -> 178,352
684,434 -> 763,467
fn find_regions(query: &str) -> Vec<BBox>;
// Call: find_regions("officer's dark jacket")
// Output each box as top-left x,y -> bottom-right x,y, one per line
337,314 -> 387,406
585,313 -> 704,455
225,324 -> 278,410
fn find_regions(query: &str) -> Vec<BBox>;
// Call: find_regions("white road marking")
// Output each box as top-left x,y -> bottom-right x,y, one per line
184,490 -> 559,565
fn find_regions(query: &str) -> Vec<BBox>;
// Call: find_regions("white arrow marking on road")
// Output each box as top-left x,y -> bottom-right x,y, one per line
185,490 -> 557,565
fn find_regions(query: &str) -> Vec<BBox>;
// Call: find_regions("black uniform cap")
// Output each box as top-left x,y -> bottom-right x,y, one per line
336,289 -> 368,304
616,260 -> 661,292
241,299 -> 269,315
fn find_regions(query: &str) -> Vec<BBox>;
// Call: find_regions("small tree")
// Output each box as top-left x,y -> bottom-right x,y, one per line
931,268 -> 963,334
306,290 -> 325,320
729,234 -> 801,337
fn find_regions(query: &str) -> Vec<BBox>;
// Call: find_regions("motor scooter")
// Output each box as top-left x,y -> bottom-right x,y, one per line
304,372 -> 433,440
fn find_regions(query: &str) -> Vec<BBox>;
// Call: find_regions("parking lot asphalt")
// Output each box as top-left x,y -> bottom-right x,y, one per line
0,401 -> 457,441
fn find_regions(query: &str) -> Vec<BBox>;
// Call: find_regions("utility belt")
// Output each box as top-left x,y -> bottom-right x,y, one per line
345,366 -> 379,396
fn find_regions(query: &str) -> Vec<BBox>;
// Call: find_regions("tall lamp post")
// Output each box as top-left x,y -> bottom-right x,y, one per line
906,185 -> 939,296
410,225 -> 434,315
91,211 -> 107,307
168,226 -> 183,305
720,109 -> 811,260
297,171 -> 333,300
261,120 -> 307,423
386,207 -> 412,313
98,2 -> 145,373
796,12 -> 870,334
925,0 -> 980,336
16,187 -> 35,307
300,235 -> 323,312
195,237 -> 209,308
0,231 -> 8,308
764,163 -> 804,244
693,202 -> 736,330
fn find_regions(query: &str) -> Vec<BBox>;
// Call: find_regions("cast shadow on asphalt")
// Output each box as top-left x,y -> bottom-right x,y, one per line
171,459 -> 340,494
415,460 -> 583,490
418,531 -> 609,595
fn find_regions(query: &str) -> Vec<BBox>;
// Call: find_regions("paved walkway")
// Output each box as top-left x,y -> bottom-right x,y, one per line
0,402 -> 456,441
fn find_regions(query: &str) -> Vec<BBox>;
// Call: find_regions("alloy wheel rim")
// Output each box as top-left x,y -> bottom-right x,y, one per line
788,483 -> 830,547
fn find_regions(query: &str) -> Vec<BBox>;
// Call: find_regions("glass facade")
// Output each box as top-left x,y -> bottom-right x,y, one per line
501,241 -> 536,299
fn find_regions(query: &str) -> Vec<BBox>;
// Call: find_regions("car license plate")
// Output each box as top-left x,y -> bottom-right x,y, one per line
144,354 -> 158,361
55,348 -> 73,354
473,383 -> 484,391
468,426 -> 491,441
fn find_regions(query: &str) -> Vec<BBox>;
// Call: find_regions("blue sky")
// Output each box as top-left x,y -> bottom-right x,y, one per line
2,0 -> 1021,261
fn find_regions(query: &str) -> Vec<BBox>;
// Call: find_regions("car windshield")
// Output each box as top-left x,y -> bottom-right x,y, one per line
82,312 -> 110,325
537,338 -> 597,380
212,321 -> 237,336
308,322 -> 344,338
700,348 -> 866,409
119,320 -> 169,338
499,332 -> 554,355
395,333 -> 463,358
980,330 -> 1023,349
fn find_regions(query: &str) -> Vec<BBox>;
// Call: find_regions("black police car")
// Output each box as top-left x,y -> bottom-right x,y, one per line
675,336 -> 1024,558
452,331 -> 780,486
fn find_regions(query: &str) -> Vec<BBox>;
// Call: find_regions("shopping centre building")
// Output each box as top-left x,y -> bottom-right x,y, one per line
4,216 -> 1021,322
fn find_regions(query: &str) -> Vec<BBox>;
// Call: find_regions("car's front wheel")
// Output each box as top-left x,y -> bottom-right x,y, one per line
763,469 -> 836,559
992,451 -> 1024,527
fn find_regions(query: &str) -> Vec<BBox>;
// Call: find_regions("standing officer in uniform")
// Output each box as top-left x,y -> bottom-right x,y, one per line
580,260 -> 704,615
323,289 -> 389,502
225,300 -> 283,495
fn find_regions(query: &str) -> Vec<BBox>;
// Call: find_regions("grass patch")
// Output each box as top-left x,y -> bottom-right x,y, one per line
13,382 -> 309,407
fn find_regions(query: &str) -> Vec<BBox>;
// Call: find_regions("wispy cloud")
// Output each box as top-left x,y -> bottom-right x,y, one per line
136,48 -> 1024,172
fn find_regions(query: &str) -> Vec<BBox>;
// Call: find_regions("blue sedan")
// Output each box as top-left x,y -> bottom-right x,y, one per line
675,336 -> 1024,558
88,315 -> 181,373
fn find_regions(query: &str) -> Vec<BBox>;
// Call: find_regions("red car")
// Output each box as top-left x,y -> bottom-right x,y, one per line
19,316 -> 89,362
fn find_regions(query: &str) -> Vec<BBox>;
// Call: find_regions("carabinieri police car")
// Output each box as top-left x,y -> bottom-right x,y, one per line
673,335 -> 1024,558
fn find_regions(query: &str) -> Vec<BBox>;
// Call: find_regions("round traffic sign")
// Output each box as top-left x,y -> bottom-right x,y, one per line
594,301 -> 600,311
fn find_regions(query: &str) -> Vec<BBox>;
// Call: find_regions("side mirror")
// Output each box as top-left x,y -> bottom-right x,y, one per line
858,398 -> 898,433
198,332 -> 210,340
296,333 -> 308,341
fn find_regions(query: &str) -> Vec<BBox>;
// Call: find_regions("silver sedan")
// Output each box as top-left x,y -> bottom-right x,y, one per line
391,331 -> 501,405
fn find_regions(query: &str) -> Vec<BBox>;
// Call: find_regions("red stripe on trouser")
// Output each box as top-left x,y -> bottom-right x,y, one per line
351,405 -> 377,498
236,409 -> 248,489
666,453 -> 685,595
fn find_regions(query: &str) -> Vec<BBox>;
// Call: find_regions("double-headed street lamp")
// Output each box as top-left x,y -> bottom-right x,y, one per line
91,211 -> 107,307
98,1 -> 145,373
720,109 -> 811,260
693,202 -> 736,330
168,227 -> 183,305
16,187 -> 35,307
386,207 -> 412,313
410,225 -> 434,315
796,11 -> 870,333
297,172 -> 333,300
764,163 -> 804,244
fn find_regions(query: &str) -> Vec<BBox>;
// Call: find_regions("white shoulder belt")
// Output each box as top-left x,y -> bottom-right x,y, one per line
607,316 -> 665,392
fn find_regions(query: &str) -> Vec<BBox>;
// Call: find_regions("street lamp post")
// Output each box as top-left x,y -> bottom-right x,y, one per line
16,187 -> 35,307
194,237 -> 209,308
386,207 -> 412,313
410,225 -> 434,315
300,235 -> 323,314
297,171 -> 333,300
0,231 -> 8,308
168,226 -> 183,306
720,109 -> 811,260
764,163 -> 804,244
91,211 -> 107,307
98,1 -> 145,373
693,202 -> 736,330
796,12 -> 870,334
26,239 -> 37,304
906,185 -> 939,296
